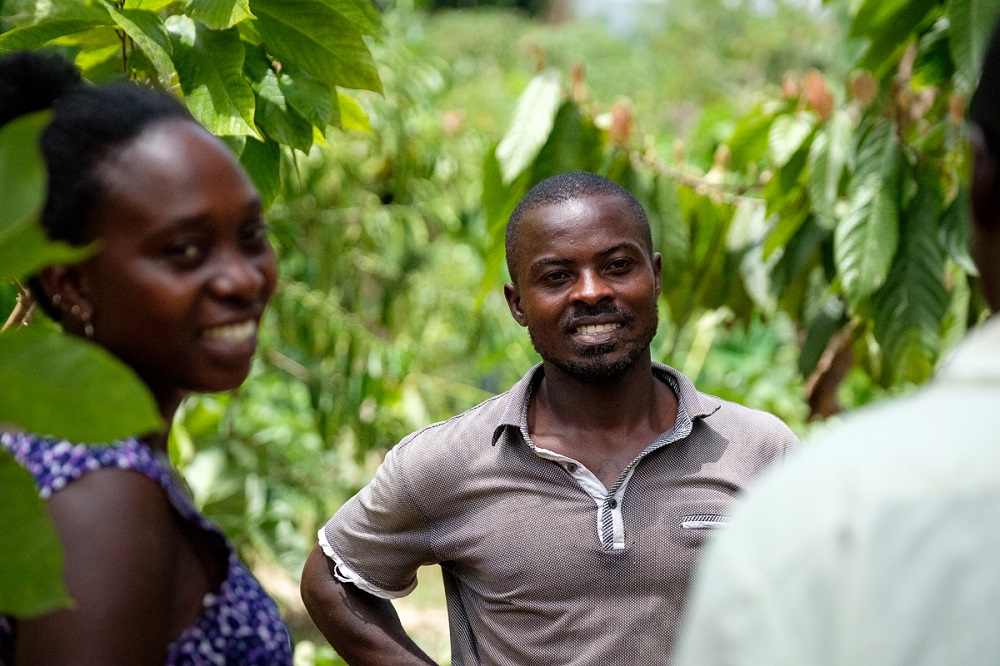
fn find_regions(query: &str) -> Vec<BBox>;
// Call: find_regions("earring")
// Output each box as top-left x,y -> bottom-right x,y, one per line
84,319 -> 94,340
70,304 -> 80,317
51,293 -> 62,306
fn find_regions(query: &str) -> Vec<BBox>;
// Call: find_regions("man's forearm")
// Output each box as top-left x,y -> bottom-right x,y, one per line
301,545 -> 438,666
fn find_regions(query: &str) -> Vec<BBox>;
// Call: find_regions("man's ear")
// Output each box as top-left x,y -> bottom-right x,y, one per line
504,282 -> 528,327
652,252 -> 662,298
35,265 -> 92,324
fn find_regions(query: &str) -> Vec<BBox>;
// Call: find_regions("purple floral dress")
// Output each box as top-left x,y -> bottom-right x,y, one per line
0,432 -> 293,665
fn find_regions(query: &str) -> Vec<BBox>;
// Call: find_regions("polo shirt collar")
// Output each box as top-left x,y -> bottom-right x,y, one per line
491,361 -> 721,445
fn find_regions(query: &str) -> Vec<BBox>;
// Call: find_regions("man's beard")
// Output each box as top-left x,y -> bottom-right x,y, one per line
528,306 -> 658,384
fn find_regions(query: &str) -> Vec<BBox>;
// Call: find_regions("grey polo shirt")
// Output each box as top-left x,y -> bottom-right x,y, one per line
319,362 -> 799,666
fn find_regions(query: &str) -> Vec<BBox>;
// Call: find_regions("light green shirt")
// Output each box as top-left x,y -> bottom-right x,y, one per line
673,315 -> 1000,666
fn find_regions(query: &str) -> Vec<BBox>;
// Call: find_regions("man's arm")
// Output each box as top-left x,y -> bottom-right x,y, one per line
300,545 -> 438,666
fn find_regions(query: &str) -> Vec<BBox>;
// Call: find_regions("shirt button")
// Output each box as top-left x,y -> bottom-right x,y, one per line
608,498 -> 618,509
565,463 -> 577,473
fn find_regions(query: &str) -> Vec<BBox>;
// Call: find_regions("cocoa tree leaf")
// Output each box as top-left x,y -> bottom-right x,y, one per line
834,120 -> 901,306
0,451 -> 70,617
495,70 -> 561,184
0,327 -> 163,443
186,0 -> 254,30
167,16 -> 259,138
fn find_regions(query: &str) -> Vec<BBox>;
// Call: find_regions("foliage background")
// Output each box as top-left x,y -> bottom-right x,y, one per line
3,0 -> 998,663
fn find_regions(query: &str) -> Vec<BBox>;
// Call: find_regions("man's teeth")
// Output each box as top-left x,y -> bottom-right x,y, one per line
576,323 -> 621,335
204,321 -> 257,342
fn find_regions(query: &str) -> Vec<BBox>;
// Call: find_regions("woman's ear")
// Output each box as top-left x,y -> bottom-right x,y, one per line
35,265 -> 92,325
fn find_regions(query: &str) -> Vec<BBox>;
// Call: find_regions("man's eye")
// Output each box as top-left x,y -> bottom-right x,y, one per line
608,258 -> 633,272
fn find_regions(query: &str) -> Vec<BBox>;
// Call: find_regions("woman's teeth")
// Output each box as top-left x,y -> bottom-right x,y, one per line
204,321 -> 257,342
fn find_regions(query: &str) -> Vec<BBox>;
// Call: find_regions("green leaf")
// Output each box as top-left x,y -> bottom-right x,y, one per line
167,16 -> 259,137
0,113 -> 48,238
727,198 -> 767,252
851,0 -> 938,75
808,109 -> 853,222
834,120 -> 901,306
0,450 -> 70,617
0,219 -> 92,282
767,112 -> 815,168
186,0 -> 254,30
278,61 -> 337,129
0,327 -> 163,443
529,101 -> 602,181
872,165 -> 950,384
334,91 -> 370,132
726,105 -> 776,172
649,173 -> 689,287
319,0 -> 381,36
104,5 -> 174,85
940,185 -> 976,274
0,5 -> 113,51
243,46 -> 313,151
495,69 -> 561,184
948,0 -> 1000,93
252,0 -> 382,93
240,136 -> 281,205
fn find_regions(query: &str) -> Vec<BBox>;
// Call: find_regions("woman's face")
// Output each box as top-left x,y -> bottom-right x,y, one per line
72,119 -> 278,410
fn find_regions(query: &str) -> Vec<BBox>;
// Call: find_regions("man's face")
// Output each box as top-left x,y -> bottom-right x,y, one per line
504,193 -> 661,383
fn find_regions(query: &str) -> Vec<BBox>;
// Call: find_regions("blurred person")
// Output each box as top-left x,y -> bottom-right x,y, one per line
301,172 -> 799,665
0,51 -> 292,664
672,21 -> 1000,666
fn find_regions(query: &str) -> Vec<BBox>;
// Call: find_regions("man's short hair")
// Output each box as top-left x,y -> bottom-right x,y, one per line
505,172 -> 651,283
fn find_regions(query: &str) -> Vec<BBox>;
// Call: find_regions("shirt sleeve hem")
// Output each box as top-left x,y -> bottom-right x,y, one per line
316,528 -> 417,600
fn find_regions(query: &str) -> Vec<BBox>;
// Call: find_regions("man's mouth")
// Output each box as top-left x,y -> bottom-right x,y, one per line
575,322 -> 622,335
203,320 -> 257,343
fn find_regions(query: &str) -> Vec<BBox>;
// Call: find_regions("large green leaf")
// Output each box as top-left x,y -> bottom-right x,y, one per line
319,0 -> 381,36
240,136 -> 281,205
808,110 -> 853,223
0,327 -> 163,443
167,16 -> 258,137
252,0 -> 381,93
0,219 -> 91,282
851,0 -> 938,75
104,5 -> 174,85
948,0 -> 1000,93
529,101 -> 602,181
0,5 -> 113,51
186,0 -> 254,30
243,46 -> 313,151
767,112 -> 815,168
872,165 -> 950,384
278,61 -> 337,129
834,120 -> 901,306
495,69 -> 561,184
0,113 -> 48,239
0,450 -> 70,617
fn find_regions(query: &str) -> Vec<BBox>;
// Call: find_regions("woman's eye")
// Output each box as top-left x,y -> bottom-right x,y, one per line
241,221 -> 271,249
165,242 -> 204,265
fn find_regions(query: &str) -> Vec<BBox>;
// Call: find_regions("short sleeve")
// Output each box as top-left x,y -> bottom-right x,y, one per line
319,442 -> 439,599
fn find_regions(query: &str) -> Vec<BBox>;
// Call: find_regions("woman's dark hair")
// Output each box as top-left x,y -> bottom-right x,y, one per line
0,50 -> 193,317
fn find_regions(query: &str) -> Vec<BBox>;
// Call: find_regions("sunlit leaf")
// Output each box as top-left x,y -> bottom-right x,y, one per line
244,46 -> 313,151
104,5 -> 174,85
529,101 -> 602,181
279,62 -> 337,129
495,69 -> 561,184
0,113 -> 48,239
334,91 -> 370,132
252,0 -> 382,93
767,112 -> 815,168
0,451 -> 70,617
0,219 -> 92,282
167,16 -> 259,137
0,5 -> 113,51
0,327 -> 163,443
186,0 -> 254,30
240,136 -> 281,205
320,0 -> 382,36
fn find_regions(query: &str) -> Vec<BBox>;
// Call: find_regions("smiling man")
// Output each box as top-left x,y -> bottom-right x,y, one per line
301,172 -> 799,665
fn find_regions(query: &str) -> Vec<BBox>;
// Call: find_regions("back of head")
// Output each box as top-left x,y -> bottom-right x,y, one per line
0,50 -> 192,318
505,172 -> 651,282
970,21 -> 1000,156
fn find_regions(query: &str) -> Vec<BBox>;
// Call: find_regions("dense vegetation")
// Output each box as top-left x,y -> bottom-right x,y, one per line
3,0 -> 997,662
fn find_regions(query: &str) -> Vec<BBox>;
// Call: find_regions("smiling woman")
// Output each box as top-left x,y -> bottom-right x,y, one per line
0,51 -> 290,664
